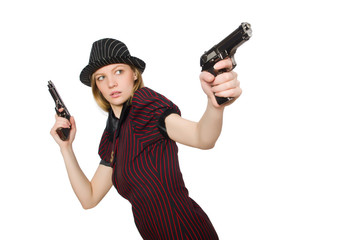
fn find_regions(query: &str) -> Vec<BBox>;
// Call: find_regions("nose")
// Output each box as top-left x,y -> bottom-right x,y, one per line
107,75 -> 118,88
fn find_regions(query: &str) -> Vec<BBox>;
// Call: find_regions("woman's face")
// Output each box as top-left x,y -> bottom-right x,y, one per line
93,63 -> 136,109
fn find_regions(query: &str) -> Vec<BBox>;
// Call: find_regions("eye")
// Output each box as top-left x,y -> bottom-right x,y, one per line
97,75 -> 105,81
115,69 -> 123,75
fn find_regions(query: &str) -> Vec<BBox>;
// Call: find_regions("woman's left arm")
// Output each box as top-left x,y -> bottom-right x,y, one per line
165,58 -> 242,149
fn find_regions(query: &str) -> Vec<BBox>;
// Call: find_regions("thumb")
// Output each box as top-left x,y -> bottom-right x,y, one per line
70,116 -> 76,129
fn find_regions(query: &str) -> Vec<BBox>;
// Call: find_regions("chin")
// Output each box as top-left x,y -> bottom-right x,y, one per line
111,99 -> 126,107
111,96 -> 130,106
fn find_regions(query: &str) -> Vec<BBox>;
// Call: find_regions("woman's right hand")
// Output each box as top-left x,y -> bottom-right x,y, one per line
50,109 -> 76,149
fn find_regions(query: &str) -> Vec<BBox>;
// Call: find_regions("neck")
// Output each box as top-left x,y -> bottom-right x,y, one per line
111,104 -> 123,119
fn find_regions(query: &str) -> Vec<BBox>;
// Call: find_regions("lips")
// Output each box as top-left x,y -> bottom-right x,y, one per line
110,91 -> 122,98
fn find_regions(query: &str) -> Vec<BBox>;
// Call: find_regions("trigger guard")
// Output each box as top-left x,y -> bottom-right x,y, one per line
230,56 -> 237,70
55,107 -> 61,116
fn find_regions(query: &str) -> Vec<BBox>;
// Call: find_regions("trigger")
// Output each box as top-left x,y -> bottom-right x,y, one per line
230,56 -> 237,70
55,107 -> 61,116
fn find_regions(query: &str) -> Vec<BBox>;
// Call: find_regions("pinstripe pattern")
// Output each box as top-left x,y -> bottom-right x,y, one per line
80,38 -> 146,87
99,87 -> 218,239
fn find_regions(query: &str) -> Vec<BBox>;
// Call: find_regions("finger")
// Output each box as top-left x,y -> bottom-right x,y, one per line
212,79 -> 240,93
200,71 -> 215,83
69,116 -> 76,130
213,58 -> 233,71
56,115 -> 71,124
54,108 -> 64,118
55,117 -> 71,129
213,71 -> 238,85
215,87 -> 242,98
54,122 -> 71,130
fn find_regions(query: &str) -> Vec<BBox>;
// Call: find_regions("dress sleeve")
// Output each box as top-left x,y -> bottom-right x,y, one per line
130,87 -> 181,141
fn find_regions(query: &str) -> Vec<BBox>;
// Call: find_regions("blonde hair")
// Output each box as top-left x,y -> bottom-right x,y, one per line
91,65 -> 144,112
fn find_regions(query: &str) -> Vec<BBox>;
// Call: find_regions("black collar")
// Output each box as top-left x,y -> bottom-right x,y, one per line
105,101 -> 131,141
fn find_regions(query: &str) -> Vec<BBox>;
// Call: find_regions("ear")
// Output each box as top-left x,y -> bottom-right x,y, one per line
134,73 -> 137,81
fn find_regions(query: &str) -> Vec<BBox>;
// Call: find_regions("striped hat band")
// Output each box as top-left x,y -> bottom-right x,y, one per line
80,38 -> 146,87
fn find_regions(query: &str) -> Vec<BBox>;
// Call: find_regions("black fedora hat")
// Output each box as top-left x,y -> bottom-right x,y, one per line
80,38 -> 146,86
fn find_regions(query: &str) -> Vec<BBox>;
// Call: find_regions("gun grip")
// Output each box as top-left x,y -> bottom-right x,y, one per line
211,63 -> 236,106
207,56 -> 237,105
55,107 -> 71,141
56,127 -> 70,141
215,96 -> 233,105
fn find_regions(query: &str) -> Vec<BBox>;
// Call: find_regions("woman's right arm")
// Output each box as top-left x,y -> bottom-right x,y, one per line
50,113 -> 113,209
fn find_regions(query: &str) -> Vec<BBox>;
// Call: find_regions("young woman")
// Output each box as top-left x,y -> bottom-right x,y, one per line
50,38 -> 241,239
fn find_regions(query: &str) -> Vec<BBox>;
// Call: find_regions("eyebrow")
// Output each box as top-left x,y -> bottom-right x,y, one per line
92,71 -> 106,82
93,64 -> 126,78
93,72 -> 103,79
111,64 -> 126,71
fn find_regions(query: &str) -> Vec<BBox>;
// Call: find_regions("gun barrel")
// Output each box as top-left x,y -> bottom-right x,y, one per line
200,22 -> 252,68
215,22 -> 252,56
48,81 -> 59,102
47,80 -> 69,114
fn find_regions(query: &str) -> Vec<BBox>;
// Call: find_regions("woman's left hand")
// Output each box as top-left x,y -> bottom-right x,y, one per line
200,58 -> 242,108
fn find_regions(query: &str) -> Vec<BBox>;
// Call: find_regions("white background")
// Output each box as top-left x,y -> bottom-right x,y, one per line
1,0 -> 361,239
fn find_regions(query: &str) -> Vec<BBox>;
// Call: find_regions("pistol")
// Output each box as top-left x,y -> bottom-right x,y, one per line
48,80 -> 71,141
200,22 -> 252,105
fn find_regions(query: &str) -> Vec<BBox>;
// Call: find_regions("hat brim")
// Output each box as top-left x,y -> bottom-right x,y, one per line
80,56 -> 146,87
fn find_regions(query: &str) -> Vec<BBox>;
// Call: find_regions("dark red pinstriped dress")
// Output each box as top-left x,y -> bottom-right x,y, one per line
98,87 -> 219,239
